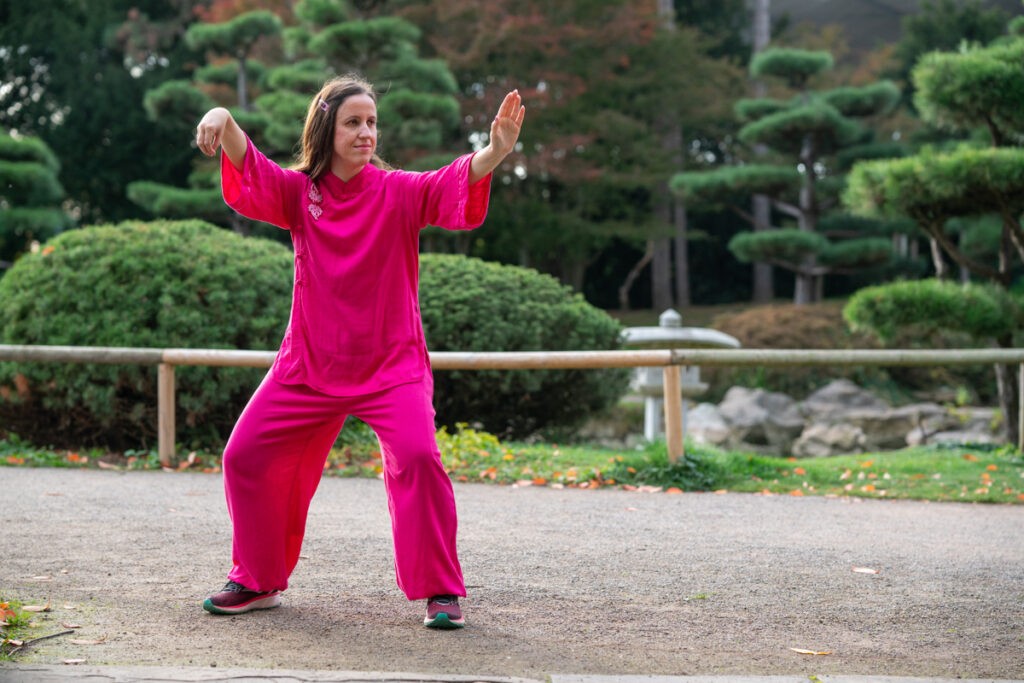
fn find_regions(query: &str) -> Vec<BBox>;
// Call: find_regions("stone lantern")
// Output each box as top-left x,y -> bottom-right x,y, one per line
622,309 -> 741,443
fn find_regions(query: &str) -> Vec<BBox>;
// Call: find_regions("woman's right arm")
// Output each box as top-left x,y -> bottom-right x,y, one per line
196,107 -> 247,170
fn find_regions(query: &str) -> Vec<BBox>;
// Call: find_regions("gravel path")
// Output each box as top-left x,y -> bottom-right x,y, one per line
1,468 -> 1022,679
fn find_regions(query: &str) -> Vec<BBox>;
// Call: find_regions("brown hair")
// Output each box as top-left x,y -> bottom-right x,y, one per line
292,74 -> 390,182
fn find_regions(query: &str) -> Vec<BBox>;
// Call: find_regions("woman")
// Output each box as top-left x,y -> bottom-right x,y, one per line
194,74 -> 525,629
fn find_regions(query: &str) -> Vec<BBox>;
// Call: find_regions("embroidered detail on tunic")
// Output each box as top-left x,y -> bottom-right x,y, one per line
307,183 -> 323,220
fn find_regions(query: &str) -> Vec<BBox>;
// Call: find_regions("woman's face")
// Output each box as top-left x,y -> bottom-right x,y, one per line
331,93 -> 378,180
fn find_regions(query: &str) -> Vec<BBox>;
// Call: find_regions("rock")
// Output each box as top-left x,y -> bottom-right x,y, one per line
718,386 -> 804,451
927,430 -> 1002,446
906,406 -> 1004,446
844,403 -> 949,450
800,379 -> 889,421
686,402 -> 731,446
792,423 -> 867,458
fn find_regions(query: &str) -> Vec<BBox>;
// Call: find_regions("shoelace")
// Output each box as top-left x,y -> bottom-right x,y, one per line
222,580 -> 250,593
430,595 -> 457,605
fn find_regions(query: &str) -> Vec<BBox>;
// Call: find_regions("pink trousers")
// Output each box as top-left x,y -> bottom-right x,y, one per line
220,372 -> 465,601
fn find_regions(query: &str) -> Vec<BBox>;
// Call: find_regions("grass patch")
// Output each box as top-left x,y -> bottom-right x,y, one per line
1,599 -> 37,661
3,427 -> 1022,504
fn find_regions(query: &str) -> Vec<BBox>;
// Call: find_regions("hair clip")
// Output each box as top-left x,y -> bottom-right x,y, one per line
318,99 -> 330,112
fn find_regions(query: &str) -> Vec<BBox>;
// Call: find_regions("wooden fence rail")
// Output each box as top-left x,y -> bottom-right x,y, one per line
2,344 -> 1023,465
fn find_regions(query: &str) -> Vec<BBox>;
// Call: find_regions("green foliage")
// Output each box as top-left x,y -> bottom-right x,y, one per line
0,220 -> 294,450
195,61 -> 268,88
671,164 -> 801,206
821,81 -> 901,118
142,80 -> 216,128
891,0 -> 1011,91
739,101 -> 862,156
844,278 -> 1021,342
819,237 -> 894,269
749,48 -> 833,87
0,133 -> 70,265
734,98 -> 789,122
912,40 -> 1024,141
295,0 -> 353,27
834,141 -> 907,171
845,146 -> 1024,223
185,11 -> 283,54
125,182 -> 226,222
607,442 -> 724,491
728,228 -> 828,266
264,60 -> 331,91
308,16 -> 420,65
0,135 -> 58,171
418,254 -> 630,439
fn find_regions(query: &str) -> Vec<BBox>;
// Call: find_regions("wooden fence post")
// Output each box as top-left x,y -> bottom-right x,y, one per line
1018,364 -> 1023,452
158,363 -> 175,467
663,365 -> 683,463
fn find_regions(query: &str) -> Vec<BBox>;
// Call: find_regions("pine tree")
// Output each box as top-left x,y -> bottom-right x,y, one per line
672,47 -> 906,304
845,28 -> 1024,446
0,132 -> 72,270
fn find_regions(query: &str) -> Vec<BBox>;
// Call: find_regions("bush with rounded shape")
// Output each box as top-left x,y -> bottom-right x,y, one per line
418,254 -> 629,439
0,220 -> 293,449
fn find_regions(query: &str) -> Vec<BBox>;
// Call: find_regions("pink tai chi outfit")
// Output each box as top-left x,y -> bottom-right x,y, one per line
217,137 -> 492,601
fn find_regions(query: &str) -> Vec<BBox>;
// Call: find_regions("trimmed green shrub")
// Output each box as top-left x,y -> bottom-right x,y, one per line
0,220 -> 293,449
419,254 -> 630,439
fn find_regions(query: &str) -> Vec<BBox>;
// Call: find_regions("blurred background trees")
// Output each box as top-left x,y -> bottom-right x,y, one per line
1,0 -> 1021,306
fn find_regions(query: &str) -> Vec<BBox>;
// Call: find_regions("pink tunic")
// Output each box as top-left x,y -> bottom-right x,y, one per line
221,139 -> 492,396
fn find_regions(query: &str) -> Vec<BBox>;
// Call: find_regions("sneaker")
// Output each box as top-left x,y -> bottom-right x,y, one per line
424,594 -> 464,629
203,580 -> 282,615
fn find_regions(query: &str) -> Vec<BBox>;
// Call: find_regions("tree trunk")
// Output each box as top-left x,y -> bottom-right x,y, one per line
752,195 -> 774,302
751,0 -> 774,302
651,0 -> 680,313
619,240 -> 655,310
795,134 -> 819,304
929,238 -> 949,279
237,55 -> 249,111
673,201 -> 690,307
652,235 -> 673,312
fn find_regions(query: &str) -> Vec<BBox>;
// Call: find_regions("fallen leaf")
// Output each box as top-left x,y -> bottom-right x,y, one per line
963,453 -> 978,462
859,460 -> 874,468
987,464 -> 998,471
96,461 -> 120,470
22,602 -> 51,612
714,489 -> 728,495
665,487 -> 683,495
60,622 -> 82,629
69,636 -> 107,645
62,604 -> 77,610
789,648 -> 832,656
5,639 -> 24,647
852,566 -> 880,574
794,467 -> 806,475
789,490 -> 804,497
63,659 -> 87,665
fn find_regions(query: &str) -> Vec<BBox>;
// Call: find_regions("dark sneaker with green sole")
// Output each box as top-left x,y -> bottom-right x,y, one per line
424,594 -> 464,629
203,580 -> 282,615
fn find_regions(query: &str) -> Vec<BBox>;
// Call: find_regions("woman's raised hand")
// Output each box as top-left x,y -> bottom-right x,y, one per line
488,90 -> 526,159
195,107 -> 232,157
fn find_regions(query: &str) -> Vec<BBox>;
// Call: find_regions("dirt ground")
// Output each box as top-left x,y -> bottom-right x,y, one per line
1,467 -> 1023,679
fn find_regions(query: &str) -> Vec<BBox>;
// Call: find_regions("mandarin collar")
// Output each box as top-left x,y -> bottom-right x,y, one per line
320,162 -> 382,196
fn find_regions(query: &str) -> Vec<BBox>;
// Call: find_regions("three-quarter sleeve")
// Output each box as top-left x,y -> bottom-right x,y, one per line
221,135 -> 305,230
403,153 -> 493,231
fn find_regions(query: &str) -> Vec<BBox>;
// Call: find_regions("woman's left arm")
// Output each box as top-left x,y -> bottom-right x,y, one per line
469,90 -> 526,184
